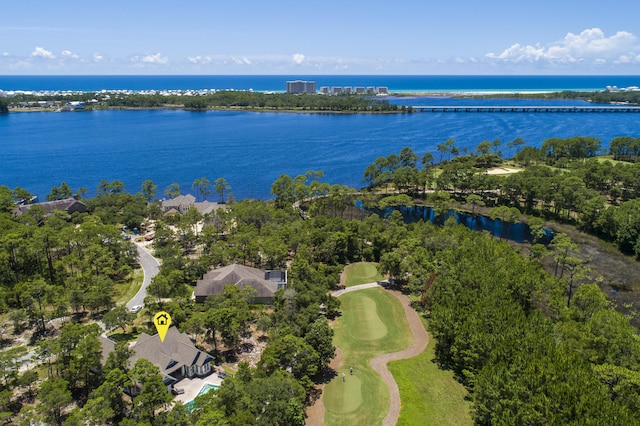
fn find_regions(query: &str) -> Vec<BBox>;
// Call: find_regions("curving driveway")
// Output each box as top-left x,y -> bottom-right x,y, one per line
126,243 -> 160,309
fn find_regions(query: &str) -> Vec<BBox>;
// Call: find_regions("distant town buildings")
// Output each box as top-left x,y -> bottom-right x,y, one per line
287,80 -> 389,96
286,80 -> 317,94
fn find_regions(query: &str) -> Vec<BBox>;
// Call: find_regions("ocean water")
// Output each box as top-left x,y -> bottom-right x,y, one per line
1,75 -> 639,201
1,74 -> 639,93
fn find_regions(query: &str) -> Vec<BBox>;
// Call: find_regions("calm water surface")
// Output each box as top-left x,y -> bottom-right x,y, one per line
1,100 -> 639,200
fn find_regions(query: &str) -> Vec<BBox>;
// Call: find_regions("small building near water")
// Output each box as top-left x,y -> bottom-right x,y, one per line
13,197 -> 87,217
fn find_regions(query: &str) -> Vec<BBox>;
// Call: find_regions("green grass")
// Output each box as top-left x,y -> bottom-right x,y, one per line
324,288 -> 412,426
344,262 -> 384,287
593,155 -> 628,165
113,269 -> 143,305
388,318 -> 472,426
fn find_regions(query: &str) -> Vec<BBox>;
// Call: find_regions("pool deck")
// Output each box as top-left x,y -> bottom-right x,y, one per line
174,374 -> 223,405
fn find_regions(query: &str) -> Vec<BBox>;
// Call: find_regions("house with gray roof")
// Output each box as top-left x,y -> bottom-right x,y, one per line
13,197 -> 87,216
161,194 -> 223,216
194,263 -> 287,304
130,326 -> 213,390
193,200 -> 222,216
161,194 -> 196,214
101,326 -> 213,393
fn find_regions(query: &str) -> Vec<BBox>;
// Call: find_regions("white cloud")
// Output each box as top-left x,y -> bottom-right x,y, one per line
231,56 -> 252,65
31,46 -> 55,59
141,53 -> 169,64
188,55 -> 213,64
617,53 -> 640,64
2,52 -> 8,57
292,53 -> 305,64
93,52 -> 104,62
486,28 -> 640,66
61,50 -> 79,59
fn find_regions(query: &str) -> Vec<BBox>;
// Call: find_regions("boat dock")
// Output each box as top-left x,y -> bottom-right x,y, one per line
411,105 -> 640,113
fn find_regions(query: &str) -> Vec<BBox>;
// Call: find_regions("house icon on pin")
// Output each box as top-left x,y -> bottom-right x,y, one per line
156,313 -> 169,325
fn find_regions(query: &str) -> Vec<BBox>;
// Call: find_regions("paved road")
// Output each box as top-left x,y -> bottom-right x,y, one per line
126,243 -> 160,309
17,242 -> 160,372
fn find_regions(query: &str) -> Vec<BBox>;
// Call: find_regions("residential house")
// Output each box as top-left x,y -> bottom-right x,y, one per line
130,326 -> 213,392
101,327 -> 214,394
13,197 -> 87,217
194,263 -> 287,304
161,194 -> 196,215
161,194 -> 223,216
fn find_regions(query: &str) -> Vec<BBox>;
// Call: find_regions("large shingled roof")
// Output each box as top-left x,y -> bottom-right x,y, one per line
129,326 -> 212,378
13,197 -> 87,216
195,263 -> 279,300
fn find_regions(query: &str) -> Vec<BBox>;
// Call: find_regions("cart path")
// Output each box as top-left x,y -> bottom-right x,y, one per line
305,285 -> 429,426
371,289 -> 429,426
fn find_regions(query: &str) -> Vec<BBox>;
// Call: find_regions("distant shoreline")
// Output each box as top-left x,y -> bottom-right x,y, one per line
7,90 -> 589,114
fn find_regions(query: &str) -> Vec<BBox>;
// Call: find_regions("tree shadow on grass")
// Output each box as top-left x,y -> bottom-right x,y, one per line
314,365 -> 338,386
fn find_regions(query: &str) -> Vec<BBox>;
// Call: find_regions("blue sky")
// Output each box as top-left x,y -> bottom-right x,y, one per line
2,0 -> 640,75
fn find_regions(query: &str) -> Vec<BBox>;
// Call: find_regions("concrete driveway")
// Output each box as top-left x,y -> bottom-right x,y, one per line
126,243 -> 160,310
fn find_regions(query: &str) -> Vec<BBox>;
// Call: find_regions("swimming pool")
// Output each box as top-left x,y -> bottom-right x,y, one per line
185,383 -> 219,411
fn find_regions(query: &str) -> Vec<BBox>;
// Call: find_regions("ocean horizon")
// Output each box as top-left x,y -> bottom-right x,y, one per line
1,74 -> 639,93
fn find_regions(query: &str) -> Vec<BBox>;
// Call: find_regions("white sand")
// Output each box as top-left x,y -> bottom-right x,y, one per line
486,167 -> 522,175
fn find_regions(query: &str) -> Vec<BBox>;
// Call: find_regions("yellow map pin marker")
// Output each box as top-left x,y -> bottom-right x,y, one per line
153,311 -> 172,342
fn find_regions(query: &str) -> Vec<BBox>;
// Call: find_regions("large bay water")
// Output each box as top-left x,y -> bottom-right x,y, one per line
1,75 -> 639,200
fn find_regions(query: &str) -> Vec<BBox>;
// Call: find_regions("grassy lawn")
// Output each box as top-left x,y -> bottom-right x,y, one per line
113,269 -> 143,305
344,262 -> 384,287
324,288 -> 412,426
594,155 -> 628,165
388,318 -> 472,426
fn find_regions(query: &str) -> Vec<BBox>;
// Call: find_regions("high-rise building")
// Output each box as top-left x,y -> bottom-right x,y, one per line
286,80 -> 317,94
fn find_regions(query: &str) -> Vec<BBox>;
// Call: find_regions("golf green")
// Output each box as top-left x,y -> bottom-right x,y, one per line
323,288 -> 411,426
349,295 -> 387,340
344,262 -> 384,287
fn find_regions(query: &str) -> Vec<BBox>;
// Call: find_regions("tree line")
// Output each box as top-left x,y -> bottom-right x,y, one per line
4,91 -> 411,113
478,89 -> 640,106
360,136 -> 640,259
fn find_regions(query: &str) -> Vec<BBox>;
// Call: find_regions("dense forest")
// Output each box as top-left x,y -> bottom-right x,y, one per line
1,133 -> 640,424
5,91 -> 409,112
7,88 -> 639,114
481,89 -> 640,105
358,137 -> 640,260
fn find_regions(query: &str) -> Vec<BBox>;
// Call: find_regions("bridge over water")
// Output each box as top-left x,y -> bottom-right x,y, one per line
411,105 -> 640,113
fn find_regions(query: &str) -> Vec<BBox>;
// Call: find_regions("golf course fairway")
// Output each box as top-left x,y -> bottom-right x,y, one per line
323,287 -> 412,425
